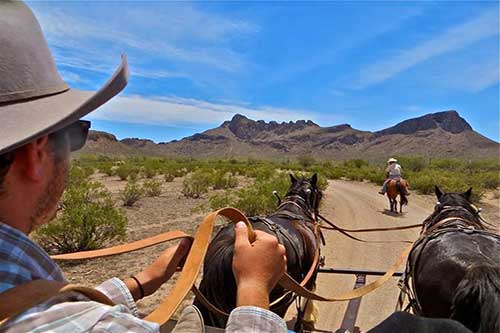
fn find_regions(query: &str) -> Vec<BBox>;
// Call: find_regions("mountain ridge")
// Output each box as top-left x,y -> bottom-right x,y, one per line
81,110 -> 499,160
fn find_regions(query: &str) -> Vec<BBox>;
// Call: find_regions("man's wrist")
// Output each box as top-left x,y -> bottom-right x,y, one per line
236,281 -> 270,309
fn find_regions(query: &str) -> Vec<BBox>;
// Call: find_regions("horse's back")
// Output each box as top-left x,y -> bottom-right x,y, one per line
195,217 -> 317,327
413,230 -> 500,317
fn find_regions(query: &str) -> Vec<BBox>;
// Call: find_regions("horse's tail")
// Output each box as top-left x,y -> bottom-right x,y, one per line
451,265 -> 500,333
396,181 -> 408,206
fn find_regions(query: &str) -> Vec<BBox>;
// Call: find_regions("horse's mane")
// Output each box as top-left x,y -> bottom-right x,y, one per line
422,192 -> 485,230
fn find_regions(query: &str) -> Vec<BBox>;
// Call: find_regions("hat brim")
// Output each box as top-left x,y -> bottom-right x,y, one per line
0,55 -> 128,155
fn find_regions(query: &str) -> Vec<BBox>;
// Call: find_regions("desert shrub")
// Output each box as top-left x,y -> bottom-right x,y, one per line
297,155 -> 316,168
209,174 -> 289,216
212,171 -> 238,189
343,159 -> 368,169
120,179 -> 143,206
35,181 -> 127,254
208,191 -> 235,211
143,165 -> 157,178
116,164 -> 139,181
68,165 -> 92,184
143,179 -> 162,197
182,170 -> 211,198
164,172 -> 175,182
396,156 -> 427,172
99,164 -> 115,177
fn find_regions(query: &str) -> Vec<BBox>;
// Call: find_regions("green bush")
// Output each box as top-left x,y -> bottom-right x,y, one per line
343,159 -> 369,169
164,172 -> 175,182
120,179 -> 143,206
297,155 -> 316,168
143,179 -> 162,197
99,164 -> 115,177
116,164 -> 139,181
35,181 -> 127,254
213,171 -> 238,189
182,170 -> 211,198
209,174 -> 289,216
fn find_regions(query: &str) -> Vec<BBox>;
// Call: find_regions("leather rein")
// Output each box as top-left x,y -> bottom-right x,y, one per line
5,200 -> 414,324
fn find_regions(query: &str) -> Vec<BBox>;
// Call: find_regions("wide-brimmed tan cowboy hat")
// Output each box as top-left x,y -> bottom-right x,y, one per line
387,158 -> 398,163
0,1 -> 128,155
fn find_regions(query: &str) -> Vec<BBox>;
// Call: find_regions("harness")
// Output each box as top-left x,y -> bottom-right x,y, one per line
396,205 -> 496,314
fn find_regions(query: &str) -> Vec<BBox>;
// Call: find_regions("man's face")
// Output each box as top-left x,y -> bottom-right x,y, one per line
29,136 -> 70,232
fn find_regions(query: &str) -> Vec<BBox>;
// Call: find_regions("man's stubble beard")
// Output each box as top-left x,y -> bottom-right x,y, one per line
29,146 -> 69,233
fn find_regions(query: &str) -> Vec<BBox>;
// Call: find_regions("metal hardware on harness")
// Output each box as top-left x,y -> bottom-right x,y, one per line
319,255 -> 326,268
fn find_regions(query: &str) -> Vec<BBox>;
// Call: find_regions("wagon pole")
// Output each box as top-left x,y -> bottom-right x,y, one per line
334,274 -> 365,333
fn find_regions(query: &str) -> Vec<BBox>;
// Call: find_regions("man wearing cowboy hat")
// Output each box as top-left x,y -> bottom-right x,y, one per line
378,158 -> 409,195
0,2 -> 287,332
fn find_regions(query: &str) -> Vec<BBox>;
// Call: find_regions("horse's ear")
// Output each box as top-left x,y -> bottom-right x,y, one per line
290,174 -> 298,184
435,186 -> 443,199
311,173 -> 318,187
463,187 -> 472,201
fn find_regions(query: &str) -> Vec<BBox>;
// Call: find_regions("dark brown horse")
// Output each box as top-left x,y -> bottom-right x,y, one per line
194,174 -> 323,331
386,178 -> 409,213
399,186 -> 500,333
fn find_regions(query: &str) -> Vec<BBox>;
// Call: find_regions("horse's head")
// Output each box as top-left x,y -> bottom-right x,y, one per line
284,173 -> 323,218
434,185 -> 478,215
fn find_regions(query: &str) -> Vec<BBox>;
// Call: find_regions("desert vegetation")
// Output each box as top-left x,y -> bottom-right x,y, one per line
41,154 -> 497,255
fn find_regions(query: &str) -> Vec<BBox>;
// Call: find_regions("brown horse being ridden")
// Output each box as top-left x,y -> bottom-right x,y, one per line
386,178 -> 409,213
379,158 -> 409,213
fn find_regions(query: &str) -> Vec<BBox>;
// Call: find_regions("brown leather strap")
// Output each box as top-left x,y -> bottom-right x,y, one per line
0,280 -> 114,325
422,217 -> 469,234
43,207 -> 411,322
320,223 -> 423,233
278,243 -> 413,301
51,230 -> 190,260
145,208 -> 250,324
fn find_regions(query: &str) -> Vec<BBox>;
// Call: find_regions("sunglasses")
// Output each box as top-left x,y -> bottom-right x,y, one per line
57,120 -> 91,152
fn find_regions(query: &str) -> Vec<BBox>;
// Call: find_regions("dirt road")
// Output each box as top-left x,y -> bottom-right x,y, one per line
289,179 -> 437,332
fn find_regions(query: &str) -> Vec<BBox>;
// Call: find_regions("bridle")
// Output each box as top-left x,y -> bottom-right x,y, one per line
276,182 -> 321,223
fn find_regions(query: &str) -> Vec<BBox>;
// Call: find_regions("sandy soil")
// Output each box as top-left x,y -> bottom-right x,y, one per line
59,174 -> 499,326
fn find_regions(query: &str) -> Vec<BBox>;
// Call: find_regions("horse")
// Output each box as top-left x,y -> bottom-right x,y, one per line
193,174 -> 323,332
386,178 -> 408,213
399,186 -> 500,333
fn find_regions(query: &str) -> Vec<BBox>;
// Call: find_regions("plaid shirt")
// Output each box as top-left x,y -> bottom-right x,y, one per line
0,222 -> 287,333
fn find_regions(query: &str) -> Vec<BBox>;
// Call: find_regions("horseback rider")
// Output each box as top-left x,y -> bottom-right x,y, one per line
378,158 -> 409,195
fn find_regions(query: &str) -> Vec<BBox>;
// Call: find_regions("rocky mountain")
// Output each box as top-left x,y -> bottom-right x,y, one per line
79,110 -> 499,160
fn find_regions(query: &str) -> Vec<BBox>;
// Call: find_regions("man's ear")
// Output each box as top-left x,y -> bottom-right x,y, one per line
14,136 -> 51,182
463,187 -> 472,201
435,186 -> 444,199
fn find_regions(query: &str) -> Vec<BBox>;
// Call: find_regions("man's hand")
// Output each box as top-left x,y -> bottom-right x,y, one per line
232,221 -> 287,309
125,238 -> 192,300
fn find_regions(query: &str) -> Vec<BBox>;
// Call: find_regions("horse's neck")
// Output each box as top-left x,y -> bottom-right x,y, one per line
276,202 -> 312,220
425,207 -> 482,230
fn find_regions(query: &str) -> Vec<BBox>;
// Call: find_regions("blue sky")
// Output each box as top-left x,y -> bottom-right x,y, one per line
28,1 -> 499,143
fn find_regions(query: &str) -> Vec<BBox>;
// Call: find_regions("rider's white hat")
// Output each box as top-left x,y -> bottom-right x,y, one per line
387,158 -> 398,163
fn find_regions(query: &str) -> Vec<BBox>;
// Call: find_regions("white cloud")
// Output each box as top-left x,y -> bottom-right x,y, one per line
30,4 -> 257,79
87,95 -> 316,127
355,8 -> 499,88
